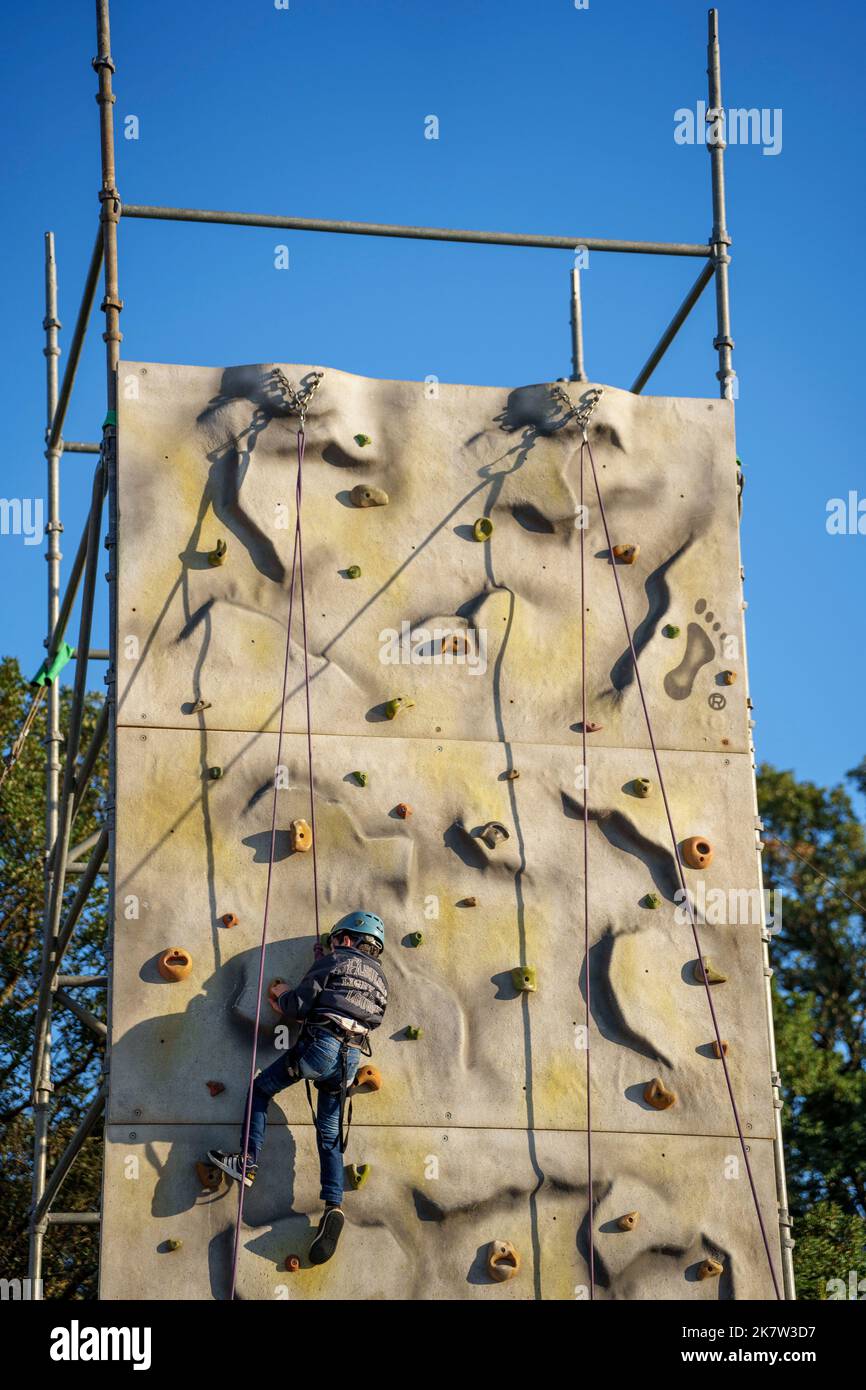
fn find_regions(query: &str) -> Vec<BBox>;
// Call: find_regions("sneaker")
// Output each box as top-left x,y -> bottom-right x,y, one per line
207,1149 -> 258,1188
309,1206 -> 345,1265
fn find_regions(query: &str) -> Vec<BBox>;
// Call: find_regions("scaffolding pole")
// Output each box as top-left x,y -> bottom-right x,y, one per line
707,9 -> 735,399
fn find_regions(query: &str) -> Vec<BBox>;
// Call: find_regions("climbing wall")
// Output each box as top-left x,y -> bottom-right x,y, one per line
101,361 -> 782,1300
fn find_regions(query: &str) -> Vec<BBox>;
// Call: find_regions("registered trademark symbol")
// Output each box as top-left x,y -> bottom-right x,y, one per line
708,692 -> 726,711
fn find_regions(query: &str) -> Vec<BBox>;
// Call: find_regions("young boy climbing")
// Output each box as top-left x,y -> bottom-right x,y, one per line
209,910 -> 388,1265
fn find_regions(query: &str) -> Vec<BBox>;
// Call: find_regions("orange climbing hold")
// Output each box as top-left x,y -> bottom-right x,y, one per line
195,1161 -> 222,1192
158,948 -> 193,982
644,1077 -> 676,1110
698,1257 -> 724,1280
205,1080 -> 225,1097
221,912 -> 238,928
394,802 -> 412,819
284,1254 -> 301,1273
487,1240 -> 521,1282
711,1039 -> 730,1058
353,1064 -> 382,1092
612,543 -> 640,564
682,835 -> 713,870
290,819 -> 312,853
618,1211 -> 640,1231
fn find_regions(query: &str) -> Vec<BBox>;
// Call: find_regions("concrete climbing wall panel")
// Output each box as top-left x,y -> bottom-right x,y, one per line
102,361 -> 781,1301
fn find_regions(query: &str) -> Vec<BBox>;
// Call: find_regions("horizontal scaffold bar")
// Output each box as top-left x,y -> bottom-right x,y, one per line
122,204 -> 712,258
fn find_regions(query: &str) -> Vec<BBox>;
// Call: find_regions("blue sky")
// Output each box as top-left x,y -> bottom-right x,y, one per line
1,0 -> 863,795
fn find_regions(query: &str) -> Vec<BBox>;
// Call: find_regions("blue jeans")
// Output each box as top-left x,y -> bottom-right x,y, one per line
243,1027 -> 360,1206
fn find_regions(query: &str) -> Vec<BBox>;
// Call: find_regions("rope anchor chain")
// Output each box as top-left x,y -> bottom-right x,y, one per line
272,368 -> 324,426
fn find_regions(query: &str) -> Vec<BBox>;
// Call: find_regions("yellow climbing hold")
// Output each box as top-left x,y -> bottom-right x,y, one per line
487,1240 -> 521,1282
385,695 -> 414,720
290,819 -> 313,853
472,517 -> 493,541
511,966 -> 537,993
693,957 -> 727,985
207,539 -> 227,566
348,1162 -> 372,1189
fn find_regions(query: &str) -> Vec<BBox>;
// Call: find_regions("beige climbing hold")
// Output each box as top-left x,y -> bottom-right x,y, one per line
290,819 -> 312,853
612,543 -> 640,564
480,821 -> 509,849
711,1039 -> 730,1058
584,721 -> 603,733
207,539 -> 227,566
504,768 -> 520,780
682,835 -> 713,870
158,948 -> 193,982
458,896 -> 477,907
347,1163 -> 371,1190
721,670 -> 737,685
350,483 -> 388,508
353,1064 -> 382,1092
284,1253 -> 301,1273
385,695 -> 414,720
698,1257 -> 724,1280
195,1161 -> 222,1192
511,966 -> 537,993
473,517 -> 494,542
487,1240 -> 521,1282
644,1077 -> 676,1110
618,1211 -> 640,1232
190,698 -> 211,714
693,957 -> 727,985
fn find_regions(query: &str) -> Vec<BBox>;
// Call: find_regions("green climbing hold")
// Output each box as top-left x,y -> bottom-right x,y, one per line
473,517 -> 494,542
634,777 -> 652,798
409,931 -> 424,947
346,565 -> 362,579
662,624 -> 680,639
348,1162 -> 372,1189
208,539 -> 227,566
511,966 -> 537,993
352,771 -> 368,786
693,956 -> 727,985
385,695 -> 415,720
354,434 -> 372,448
644,893 -> 661,910
406,1025 -> 423,1040
31,641 -> 75,688
166,1238 -> 182,1252
208,766 -> 223,780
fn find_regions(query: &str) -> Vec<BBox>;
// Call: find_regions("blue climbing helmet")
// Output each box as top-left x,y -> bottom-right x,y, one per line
332,909 -> 385,949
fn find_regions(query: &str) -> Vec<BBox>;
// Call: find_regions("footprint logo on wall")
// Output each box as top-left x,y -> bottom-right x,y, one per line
663,598 -> 729,701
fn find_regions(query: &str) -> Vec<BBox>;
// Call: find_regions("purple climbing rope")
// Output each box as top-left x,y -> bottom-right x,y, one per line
228,423 -> 317,1300
294,429 -> 322,952
582,433 -> 782,1301
578,443 -> 595,1300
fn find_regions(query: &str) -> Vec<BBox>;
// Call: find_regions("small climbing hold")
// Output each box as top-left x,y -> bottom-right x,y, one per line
195,1161 -> 222,1192
348,1162 -> 371,1190
644,1077 -> 676,1110
458,896 -> 477,907
385,695 -> 414,720
205,1080 -> 225,1097
644,893 -> 661,910
662,624 -> 680,638
711,1039 -> 730,1058
406,1025 -> 423,1040
473,516 -> 494,542
208,539 -> 227,566
190,698 -> 211,714
166,1239 -> 183,1252
634,777 -> 652,798
290,819 -> 312,853
353,434 -> 372,447
440,632 -> 468,655
352,771 -> 368,786
584,721 -> 603,733
504,769 -> 520,780
353,1064 -> 382,1091
618,1211 -> 640,1232
693,957 -> 727,985
346,565 -> 362,579
220,912 -> 238,928
207,767 -> 223,781
409,931 -> 424,947
721,670 -> 737,685
681,835 -> 713,870
480,821 -> 509,849
487,1240 -> 521,1282
158,948 -> 193,983
350,483 -> 388,508
511,966 -> 537,993
698,1257 -> 724,1281
395,802 -> 412,819
284,1254 -> 301,1273
612,543 -> 640,565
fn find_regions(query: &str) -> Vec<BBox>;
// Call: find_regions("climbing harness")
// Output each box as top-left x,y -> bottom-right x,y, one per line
228,369 -> 324,1302
557,382 -> 783,1301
